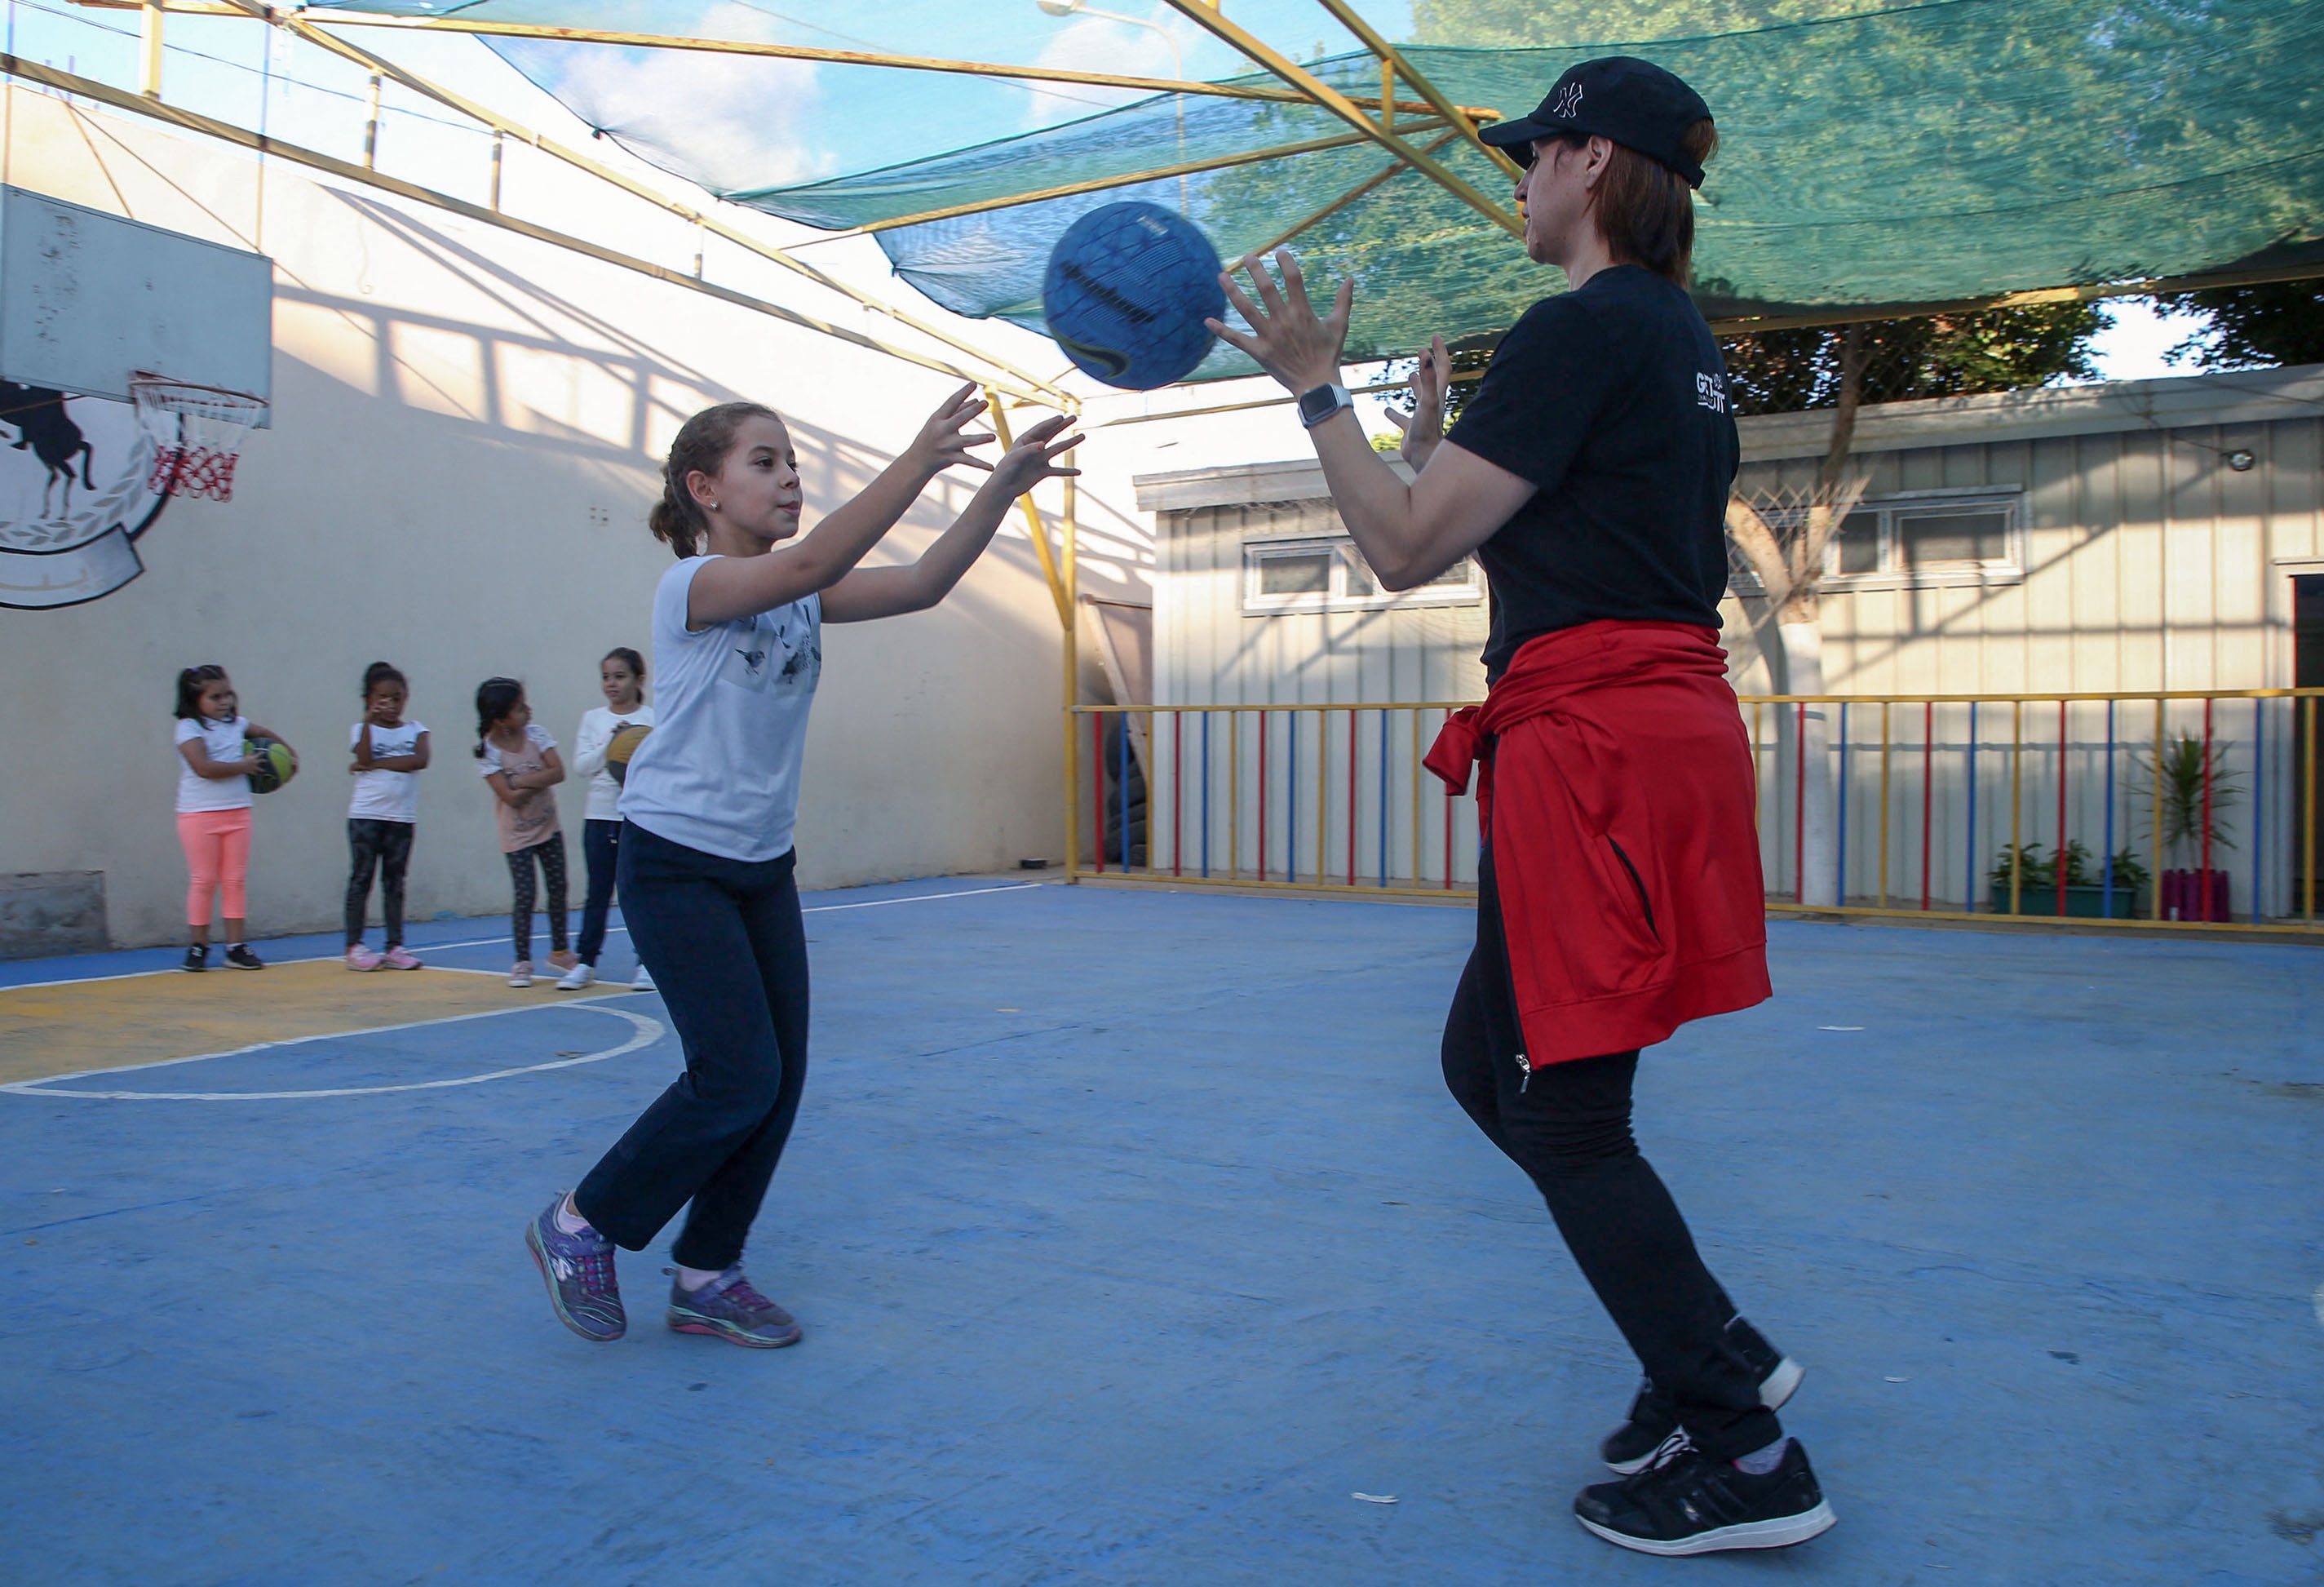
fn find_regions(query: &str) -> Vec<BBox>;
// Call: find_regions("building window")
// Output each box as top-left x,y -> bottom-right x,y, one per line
1243,537 -> 1482,613
1730,488 -> 2026,595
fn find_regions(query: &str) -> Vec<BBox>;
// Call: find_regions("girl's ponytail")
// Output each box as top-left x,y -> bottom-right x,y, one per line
474,676 -> 523,758
174,663 -> 227,720
650,401 -> 781,559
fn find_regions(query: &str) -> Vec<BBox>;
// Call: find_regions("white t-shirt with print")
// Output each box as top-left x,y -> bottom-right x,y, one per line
348,720 -> 427,823
572,703 -> 656,824
619,556 -> 819,863
175,716 -> 253,813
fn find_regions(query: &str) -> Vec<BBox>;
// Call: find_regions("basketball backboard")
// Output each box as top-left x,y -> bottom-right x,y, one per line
0,187 -> 271,419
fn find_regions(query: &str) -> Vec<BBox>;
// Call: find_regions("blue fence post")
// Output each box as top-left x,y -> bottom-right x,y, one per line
1286,710 -> 1297,885
1200,713 -> 1211,880
2102,698 -> 2116,919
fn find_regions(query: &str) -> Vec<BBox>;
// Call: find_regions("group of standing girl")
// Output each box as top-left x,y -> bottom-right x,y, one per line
170,648 -> 657,992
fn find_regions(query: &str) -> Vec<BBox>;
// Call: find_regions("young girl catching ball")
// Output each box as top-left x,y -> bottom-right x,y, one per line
526,383 -> 1076,1349
560,647 -> 654,992
474,678 -> 575,988
172,664 -> 293,972
345,661 -> 430,970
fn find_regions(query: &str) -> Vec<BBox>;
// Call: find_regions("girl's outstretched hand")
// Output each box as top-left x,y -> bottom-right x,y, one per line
1206,248 -> 1353,396
986,414 -> 1082,499
909,383 -> 1000,474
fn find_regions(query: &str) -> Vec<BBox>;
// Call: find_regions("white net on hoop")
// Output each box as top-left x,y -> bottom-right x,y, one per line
131,375 -> 267,503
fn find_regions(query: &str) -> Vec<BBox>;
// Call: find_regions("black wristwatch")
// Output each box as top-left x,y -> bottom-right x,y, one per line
1296,383 -> 1354,428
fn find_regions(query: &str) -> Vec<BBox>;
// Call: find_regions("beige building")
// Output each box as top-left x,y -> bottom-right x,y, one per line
1133,366 -> 2324,915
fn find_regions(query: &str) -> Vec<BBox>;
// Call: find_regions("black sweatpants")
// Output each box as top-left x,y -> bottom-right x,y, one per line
1441,844 -> 1780,1462
504,835 -> 569,962
575,822 -> 808,1272
344,818 -> 415,949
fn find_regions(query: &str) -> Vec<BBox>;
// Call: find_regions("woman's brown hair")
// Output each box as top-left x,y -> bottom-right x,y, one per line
649,401 -> 783,558
1550,118 -> 1719,285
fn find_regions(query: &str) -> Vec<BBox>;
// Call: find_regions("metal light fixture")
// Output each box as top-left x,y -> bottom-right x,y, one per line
2225,448 -> 2256,472
1036,0 -> 1083,13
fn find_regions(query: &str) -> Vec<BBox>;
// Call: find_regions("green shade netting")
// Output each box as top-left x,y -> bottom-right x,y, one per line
311,0 -> 2324,380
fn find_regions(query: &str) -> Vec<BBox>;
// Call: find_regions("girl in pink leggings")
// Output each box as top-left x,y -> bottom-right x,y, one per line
173,664 -> 294,972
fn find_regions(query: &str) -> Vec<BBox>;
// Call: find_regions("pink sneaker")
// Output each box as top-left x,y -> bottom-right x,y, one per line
380,946 -> 423,970
345,945 -> 383,972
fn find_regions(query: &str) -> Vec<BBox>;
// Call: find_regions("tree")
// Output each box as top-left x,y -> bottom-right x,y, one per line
2153,281 -> 2324,371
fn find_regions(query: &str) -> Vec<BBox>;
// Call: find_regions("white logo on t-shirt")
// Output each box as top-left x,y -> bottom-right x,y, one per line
1696,370 -> 1729,414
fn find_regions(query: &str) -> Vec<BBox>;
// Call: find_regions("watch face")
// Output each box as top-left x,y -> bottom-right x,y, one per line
1299,386 -> 1343,425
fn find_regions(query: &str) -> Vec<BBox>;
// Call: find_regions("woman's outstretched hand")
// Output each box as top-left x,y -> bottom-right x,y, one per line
1380,334 -> 1451,468
986,413 -> 1082,499
1206,249 -> 1353,396
909,383 -> 1001,474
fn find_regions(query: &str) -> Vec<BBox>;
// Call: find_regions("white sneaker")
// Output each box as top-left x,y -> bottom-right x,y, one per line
507,961 -> 533,988
556,962 -> 595,991
630,964 -> 657,991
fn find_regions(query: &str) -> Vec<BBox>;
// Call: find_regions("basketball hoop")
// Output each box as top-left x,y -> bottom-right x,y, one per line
131,373 -> 267,503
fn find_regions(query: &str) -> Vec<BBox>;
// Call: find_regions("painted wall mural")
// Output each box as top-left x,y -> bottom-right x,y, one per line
0,384 -> 171,610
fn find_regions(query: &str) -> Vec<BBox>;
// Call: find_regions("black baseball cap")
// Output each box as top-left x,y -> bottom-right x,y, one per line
1480,56 -> 1712,189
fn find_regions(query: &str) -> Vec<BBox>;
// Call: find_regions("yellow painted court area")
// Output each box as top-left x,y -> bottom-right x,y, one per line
0,961 -> 595,1085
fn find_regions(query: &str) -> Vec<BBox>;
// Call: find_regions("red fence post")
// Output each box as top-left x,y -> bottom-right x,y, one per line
2057,699 -> 2069,916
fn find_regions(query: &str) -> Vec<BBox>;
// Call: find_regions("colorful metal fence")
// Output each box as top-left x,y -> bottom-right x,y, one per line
1067,689 -> 2324,934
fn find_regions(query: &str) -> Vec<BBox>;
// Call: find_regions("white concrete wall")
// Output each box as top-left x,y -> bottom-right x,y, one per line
0,86 -> 1108,949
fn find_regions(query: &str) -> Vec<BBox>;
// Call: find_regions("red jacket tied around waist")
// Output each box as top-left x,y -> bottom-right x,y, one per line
1426,620 -> 1771,1065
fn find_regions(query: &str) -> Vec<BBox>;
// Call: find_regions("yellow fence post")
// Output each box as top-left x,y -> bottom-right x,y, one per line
1877,701 -> 1892,908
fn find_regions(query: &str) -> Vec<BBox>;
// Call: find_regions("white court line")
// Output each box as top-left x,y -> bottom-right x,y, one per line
2,1000 -> 664,1101
0,882 -> 1044,991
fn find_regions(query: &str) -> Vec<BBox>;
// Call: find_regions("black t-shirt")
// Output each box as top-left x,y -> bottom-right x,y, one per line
1445,264 -> 1739,680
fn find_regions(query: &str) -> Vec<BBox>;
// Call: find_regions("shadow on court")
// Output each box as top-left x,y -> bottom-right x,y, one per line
1,880 -> 2318,1584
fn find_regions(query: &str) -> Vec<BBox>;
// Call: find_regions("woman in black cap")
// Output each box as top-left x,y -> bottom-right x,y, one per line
1210,56 -> 1835,1557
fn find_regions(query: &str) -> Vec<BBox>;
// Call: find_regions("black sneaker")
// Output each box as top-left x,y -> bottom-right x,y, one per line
1600,1314 -> 1803,1474
180,945 -> 209,973
1575,1439 -> 1835,1555
223,945 -> 265,970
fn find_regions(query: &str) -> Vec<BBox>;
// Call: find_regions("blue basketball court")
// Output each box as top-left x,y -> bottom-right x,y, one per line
2,880 -> 2317,1583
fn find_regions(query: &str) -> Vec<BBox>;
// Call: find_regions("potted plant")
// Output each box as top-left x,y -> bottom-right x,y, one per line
1987,840 -> 2150,918
2134,731 -> 2241,922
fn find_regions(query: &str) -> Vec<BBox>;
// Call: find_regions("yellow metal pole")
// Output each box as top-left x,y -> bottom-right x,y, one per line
1250,127 -> 1462,259
0,53 -> 1059,402
2152,698 -> 2166,920
2009,702 -> 2023,917
1410,707 -> 1422,885
1379,58 -> 1394,130
1310,0 -> 1525,178
984,392 -> 1069,627
138,0 -> 163,97
1877,701 -> 1891,909
811,122 -> 1450,240
290,10 -> 1486,115
1157,0 -> 1524,237
1062,454 -> 1080,884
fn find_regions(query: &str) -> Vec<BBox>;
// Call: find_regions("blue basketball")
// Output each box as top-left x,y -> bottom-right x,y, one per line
1043,202 -> 1226,391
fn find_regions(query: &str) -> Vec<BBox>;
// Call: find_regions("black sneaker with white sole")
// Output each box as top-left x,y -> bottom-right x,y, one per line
223,944 -> 266,970
1574,1438 -> 1835,1555
180,945 -> 209,973
1600,1314 -> 1804,1474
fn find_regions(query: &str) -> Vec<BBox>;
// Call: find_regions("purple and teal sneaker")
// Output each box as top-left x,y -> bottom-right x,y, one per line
526,1195 -> 625,1342
666,1266 -> 801,1349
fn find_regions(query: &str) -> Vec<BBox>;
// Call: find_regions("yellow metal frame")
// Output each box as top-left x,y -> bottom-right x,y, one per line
1,52 -> 1061,405
1156,0 -> 1522,239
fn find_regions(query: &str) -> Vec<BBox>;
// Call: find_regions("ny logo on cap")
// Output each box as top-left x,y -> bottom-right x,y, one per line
1550,80 -> 1584,119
